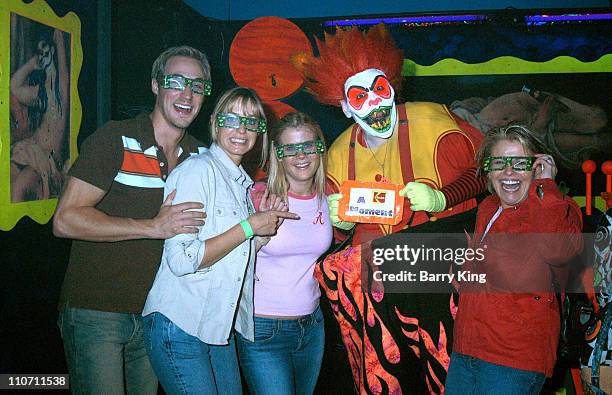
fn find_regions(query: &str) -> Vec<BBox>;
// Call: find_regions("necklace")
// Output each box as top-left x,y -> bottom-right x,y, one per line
366,138 -> 390,183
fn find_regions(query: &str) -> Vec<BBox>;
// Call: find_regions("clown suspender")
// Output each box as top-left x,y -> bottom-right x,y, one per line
347,104 -> 413,183
348,104 -> 421,230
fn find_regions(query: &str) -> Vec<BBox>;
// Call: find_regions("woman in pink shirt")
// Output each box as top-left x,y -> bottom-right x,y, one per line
237,112 -> 333,394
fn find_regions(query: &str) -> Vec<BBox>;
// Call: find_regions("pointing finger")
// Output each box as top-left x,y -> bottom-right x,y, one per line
270,210 -> 300,220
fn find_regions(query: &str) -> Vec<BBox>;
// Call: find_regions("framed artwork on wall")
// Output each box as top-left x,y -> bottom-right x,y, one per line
0,0 -> 82,230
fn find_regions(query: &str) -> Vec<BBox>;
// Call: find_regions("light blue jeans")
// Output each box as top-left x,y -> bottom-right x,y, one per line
57,307 -> 158,395
143,312 -> 242,395
236,305 -> 325,395
445,352 -> 546,395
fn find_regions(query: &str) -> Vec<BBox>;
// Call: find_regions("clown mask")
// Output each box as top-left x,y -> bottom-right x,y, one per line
341,69 -> 397,139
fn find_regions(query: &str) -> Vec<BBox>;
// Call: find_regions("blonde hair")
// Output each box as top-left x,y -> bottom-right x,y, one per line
209,87 -> 268,166
267,112 -> 327,205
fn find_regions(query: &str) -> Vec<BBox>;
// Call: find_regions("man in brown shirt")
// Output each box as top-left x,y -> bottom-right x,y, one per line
53,46 -> 210,394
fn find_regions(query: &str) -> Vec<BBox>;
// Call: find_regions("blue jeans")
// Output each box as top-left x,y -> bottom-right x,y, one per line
57,307 -> 158,395
236,305 -> 325,395
143,312 -> 242,395
445,352 -> 546,395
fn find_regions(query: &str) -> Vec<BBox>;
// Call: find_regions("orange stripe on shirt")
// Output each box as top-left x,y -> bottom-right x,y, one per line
121,150 -> 161,177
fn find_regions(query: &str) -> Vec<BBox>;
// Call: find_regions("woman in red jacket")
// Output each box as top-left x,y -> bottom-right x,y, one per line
445,125 -> 583,395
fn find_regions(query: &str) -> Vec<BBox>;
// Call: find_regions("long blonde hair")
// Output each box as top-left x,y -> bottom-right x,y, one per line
267,112 -> 327,205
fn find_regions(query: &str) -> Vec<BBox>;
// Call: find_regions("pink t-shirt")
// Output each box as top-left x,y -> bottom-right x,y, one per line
253,187 -> 333,316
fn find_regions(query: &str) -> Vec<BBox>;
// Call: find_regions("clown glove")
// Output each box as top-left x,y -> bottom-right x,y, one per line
399,182 -> 446,212
327,193 -> 356,231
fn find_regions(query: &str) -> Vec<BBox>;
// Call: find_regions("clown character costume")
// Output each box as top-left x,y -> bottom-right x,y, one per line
295,24 -> 487,394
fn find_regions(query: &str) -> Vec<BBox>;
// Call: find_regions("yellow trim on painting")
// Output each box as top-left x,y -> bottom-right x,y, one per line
0,0 -> 82,230
403,54 -> 612,76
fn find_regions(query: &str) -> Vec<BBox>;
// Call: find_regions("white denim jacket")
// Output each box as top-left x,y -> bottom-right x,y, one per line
143,143 -> 255,345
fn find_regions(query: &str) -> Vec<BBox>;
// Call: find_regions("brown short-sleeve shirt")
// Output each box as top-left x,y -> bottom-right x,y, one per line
59,113 -> 206,313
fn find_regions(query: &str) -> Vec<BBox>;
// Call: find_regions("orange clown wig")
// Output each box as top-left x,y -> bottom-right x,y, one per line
294,24 -> 404,107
